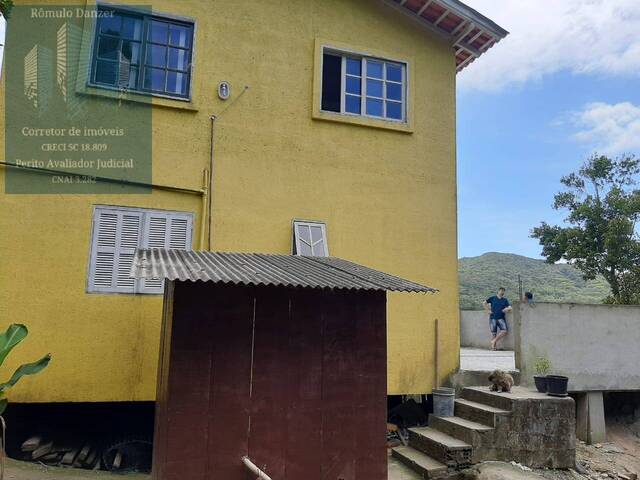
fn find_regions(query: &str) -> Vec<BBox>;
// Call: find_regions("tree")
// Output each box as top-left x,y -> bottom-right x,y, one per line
531,154 -> 640,304
0,0 -> 13,19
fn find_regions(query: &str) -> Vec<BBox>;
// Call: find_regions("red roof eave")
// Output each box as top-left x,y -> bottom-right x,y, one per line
383,0 -> 508,73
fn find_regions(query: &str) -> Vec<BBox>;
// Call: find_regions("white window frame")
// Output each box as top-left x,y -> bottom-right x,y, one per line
322,47 -> 407,123
292,220 -> 329,257
87,205 -> 193,294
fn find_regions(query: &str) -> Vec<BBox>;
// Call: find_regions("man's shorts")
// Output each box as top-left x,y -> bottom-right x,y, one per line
490,318 -> 508,336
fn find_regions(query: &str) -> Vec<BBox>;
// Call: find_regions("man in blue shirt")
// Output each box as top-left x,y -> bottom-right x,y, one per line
483,287 -> 512,350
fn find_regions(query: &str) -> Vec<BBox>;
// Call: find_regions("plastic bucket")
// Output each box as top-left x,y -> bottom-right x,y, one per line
433,387 -> 455,417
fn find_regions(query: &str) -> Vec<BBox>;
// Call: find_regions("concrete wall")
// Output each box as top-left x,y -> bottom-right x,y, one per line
460,310 -> 515,350
513,302 -> 640,392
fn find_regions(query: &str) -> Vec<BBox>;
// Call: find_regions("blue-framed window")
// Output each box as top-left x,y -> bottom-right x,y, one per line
321,48 -> 407,122
90,7 -> 194,99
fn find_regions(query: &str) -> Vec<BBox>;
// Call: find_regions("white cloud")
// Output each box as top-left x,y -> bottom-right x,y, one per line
458,0 -> 640,92
570,102 -> 640,154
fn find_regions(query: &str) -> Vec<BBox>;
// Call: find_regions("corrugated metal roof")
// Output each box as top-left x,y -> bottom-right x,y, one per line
131,249 -> 438,293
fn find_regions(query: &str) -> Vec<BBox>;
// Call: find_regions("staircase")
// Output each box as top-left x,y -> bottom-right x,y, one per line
391,386 -> 575,478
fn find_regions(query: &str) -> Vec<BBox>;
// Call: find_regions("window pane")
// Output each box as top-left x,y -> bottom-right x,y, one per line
116,62 -> 133,87
121,41 -> 140,65
310,226 -> 324,243
345,76 -> 361,95
122,16 -> 142,40
346,57 -> 361,76
387,64 -> 402,82
345,95 -> 361,114
367,60 -> 383,79
122,66 -> 138,89
166,71 -> 187,95
99,14 -> 121,36
147,44 -> 167,67
168,48 -> 189,71
97,36 -> 120,60
95,60 -> 117,85
366,98 -> 383,117
298,225 -> 311,244
144,67 -> 166,91
169,25 -> 191,48
149,20 -> 169,44
321,53 -> 341,113
367,79 -> 383,98
299,241 -> 312,256
386,101 -> 403,120
386,82 -> 402,101
312,242 -> 326,257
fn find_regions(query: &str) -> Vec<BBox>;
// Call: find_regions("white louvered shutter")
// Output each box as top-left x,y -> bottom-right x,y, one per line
140,212 -> 193,294
88,208 -> 142,293
116,213 -> 142,290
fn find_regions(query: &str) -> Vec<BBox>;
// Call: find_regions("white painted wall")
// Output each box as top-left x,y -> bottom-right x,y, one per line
513,302 -> 640,392
460,310 -> 515,350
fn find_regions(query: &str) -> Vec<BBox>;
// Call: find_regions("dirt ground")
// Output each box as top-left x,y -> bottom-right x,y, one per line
5,420 -> 640,480
534,420 -> 640,480
460,419 -> 640,480
2,459 -> 150,480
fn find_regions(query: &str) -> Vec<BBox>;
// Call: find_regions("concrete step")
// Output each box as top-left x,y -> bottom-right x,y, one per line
408,427 -> 472,469
391,446 -> 448,479
454,398 -> 510,427
460,386 -> 515,411
428,414 -> 494,447
447,369 -> 521,395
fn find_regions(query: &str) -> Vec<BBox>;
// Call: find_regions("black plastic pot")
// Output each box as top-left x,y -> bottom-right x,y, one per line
546,375 -> 569,397
533,375 -> 547,393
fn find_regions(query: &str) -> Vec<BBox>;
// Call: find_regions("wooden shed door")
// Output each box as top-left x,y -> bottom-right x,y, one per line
154,283 -> 387,480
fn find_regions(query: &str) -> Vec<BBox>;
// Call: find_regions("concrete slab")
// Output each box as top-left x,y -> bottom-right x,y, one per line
462,461 -> 544,479
460,348 -> 516,372
388,454 -> 423,480
464,385 -> 572,403
461,386 -> 576,468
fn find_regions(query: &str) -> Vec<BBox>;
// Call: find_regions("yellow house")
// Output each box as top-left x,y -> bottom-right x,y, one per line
0,0 -> 506,403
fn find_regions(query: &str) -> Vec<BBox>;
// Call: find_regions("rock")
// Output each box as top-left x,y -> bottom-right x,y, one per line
603,446 -> 624,454
575,462 -> 589,475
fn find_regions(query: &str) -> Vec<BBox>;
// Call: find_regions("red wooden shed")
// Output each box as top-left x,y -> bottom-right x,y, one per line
132,248 -> 436,480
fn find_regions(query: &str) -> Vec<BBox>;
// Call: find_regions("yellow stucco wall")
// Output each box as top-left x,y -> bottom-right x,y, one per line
0,0 -> 460,402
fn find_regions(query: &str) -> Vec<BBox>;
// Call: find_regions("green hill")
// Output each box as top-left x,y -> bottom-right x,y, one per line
459,252 -> 611,310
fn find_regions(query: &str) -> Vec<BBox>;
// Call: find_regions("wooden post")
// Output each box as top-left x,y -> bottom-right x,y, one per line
435,318 -> 440,389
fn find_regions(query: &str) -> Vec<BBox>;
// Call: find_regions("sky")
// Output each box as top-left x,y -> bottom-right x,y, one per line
456,0 -> 640,259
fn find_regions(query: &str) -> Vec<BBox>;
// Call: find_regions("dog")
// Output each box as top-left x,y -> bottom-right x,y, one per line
488,369 -> 513,393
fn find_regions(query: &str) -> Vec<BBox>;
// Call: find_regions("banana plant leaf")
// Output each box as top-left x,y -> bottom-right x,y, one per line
0,324 -> 28,368
0,354 -> 51,393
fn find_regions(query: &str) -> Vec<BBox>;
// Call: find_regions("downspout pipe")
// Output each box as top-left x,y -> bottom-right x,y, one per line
207,115 -> 216,251
241,456 -> 272,480
199,168 -> 209,250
